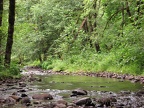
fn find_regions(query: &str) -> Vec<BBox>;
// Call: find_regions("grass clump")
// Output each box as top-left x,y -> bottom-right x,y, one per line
0,63 -> 21,79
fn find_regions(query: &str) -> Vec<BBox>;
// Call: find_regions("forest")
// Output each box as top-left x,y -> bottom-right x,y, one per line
0,0 -> 144,78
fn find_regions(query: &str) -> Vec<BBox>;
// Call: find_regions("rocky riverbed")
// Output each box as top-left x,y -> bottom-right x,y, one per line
0,66 -> 144,108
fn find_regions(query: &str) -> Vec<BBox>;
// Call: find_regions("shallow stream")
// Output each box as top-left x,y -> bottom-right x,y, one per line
34,74 -> 143,92
0,71 -> 144,108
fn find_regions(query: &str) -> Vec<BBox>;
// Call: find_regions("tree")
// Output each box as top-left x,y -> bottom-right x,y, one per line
0,0 -> 3,64
4,0 -> 15,67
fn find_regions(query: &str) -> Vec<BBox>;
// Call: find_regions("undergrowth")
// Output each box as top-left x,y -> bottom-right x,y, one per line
0,63 -> 21,79
38,48 -> 144,75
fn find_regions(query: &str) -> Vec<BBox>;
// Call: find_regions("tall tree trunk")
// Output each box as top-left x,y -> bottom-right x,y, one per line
4,0 -> 15,67
0,0 -> 3,64
0,0 -> 3,26
93,0 -> 101,53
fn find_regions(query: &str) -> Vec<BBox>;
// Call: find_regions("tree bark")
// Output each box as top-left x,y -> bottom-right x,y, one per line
0,0 -> 3,64
0,0 -> 3,26
93,0 -> 101,52
4,0 -> 15,67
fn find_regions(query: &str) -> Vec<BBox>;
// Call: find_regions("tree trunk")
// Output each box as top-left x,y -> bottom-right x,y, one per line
93,0 -> 101,53
0,0 -> 3,64
4,0 -> 15,67
0,0 -> 3,27
0,0 -> 3,26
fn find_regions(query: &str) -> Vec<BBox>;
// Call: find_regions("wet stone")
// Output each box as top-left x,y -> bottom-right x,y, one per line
32,93 -> 53,100
136,90 -> 144,96
17,89 -> 26,92
56,99 -> 67,106
55,103 -> 67,108
75,97 -> 92,106
19,82 -> 27,87
71,88 -> 87,96
5,97 -> 16,105
6,84 -> 14,86
0,97 -> 5,103
33,100 -> 41,104
9,95 -> 21,102
21,97 -> 31,104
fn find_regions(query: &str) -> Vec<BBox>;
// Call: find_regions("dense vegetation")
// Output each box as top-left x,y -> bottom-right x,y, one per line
0,0 -> 144,78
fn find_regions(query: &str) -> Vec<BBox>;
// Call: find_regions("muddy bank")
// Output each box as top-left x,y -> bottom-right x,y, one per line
0,66 -> 144,108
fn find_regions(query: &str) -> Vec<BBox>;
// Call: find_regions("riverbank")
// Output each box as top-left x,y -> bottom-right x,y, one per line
22,66 -> 144,84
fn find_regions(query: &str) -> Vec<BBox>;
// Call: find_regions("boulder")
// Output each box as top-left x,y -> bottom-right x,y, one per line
33,101 -> 41,104
21,97 -> 31,104
71,88 -> 87,96
57,100 -> 67,106
32,93 -> 53,100
9,95 -> 21,102
97,97 -> 116,107
75,97 -> 92,106
5,97 -> 16,105
21,93 -> 28,97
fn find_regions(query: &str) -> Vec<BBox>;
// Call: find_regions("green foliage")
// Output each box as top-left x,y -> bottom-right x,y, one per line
0,63 -> 21,79
30,60 -> 41,67
4,0 -> 143,75
41,60 -> 53,70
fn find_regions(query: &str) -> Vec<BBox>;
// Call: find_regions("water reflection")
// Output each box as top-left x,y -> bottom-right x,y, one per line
34,75 -> 143,92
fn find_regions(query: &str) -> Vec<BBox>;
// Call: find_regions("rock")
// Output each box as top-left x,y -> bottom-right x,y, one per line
40,102 -> 56,108
0,97 -> 5,103
0,88 -> 6,91
21,97 -> 31,104
9,95 -> 21,102
97,97 -> 114,107
19,82 -> 27,87
21,93 -> 28,97
71,88 -> 87,96
126,75 -> 134,80
57,100 -> 67,106
75,97 -> 92,106
12,92 -> 18,95
33,101 -> 41,104
136,90 -> 144,96
110,97 -> 117,102
131,79 -> 139,83
55,103 -> 67,108
17,89 -> 26,92
120,91 -> 131,95
67,106 -> 73,108
32,93 -> 53,100
6,84 -> 14,86
5,97 -> 16,105
37,78 -> 42,82
140,79 -> 144,84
